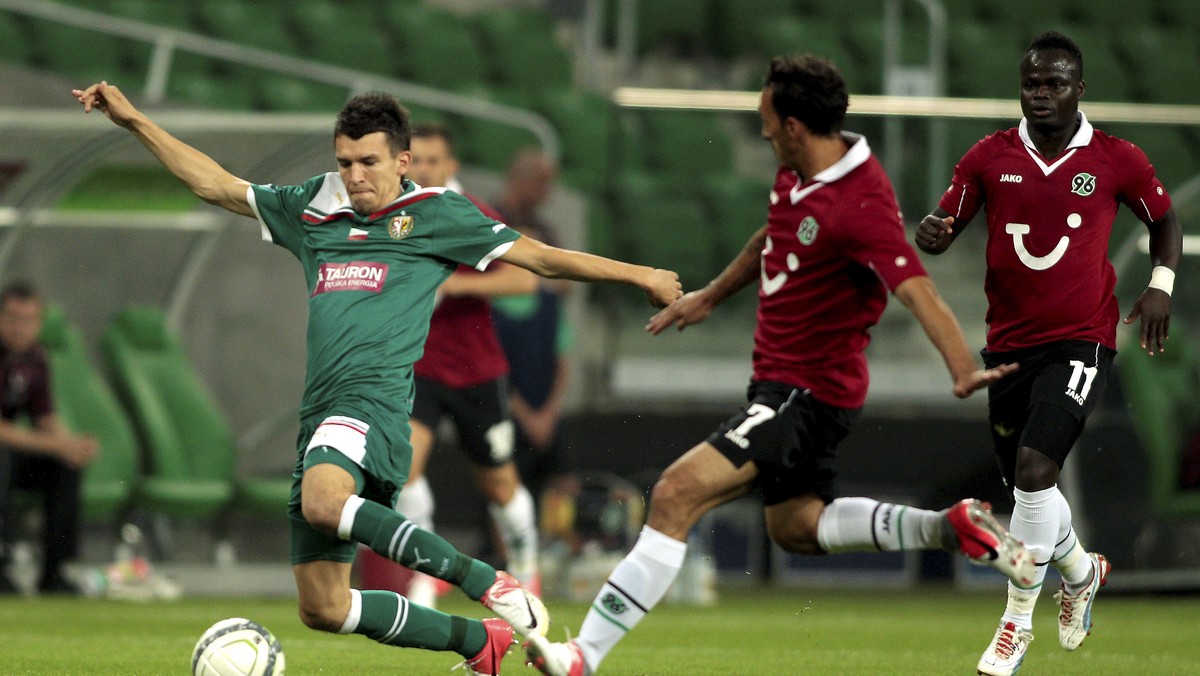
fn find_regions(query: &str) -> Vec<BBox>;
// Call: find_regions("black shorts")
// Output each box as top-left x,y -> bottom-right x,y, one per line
411,376 -> 514,468
983,340 -> 1115,479
706,380 -> 860,506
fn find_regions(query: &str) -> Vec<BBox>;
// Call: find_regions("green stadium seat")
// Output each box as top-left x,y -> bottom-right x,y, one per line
250,72 -> 351,113
635,109 -> 735,191
1117,25 -> 1200,105
26,19 -> 133,86
1066,28 -> 1130,103
535,89 -> 618,194
614,172 -> 718,289
1117,322 -> 1200,521
707,0 -> 798,60
752,16 -> 843,65
164,52 -> 256,110
383,4 -> 489,90
834,20 -> 885,94
286,0 -> 392,75
702,173 -> 770,255
946,20 -> 1026,99
195,0 -> 296,55
39,306 -> 140,523
453,88 -> 545,173
0,11 -> 32,65
107,0 -> 195,30
634,0 -> 712,57
101,307 -> 289,523
472,7 -> 574,98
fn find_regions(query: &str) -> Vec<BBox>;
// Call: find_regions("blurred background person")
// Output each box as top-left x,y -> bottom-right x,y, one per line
491,148 -> 574,507
0,281 -> 98,595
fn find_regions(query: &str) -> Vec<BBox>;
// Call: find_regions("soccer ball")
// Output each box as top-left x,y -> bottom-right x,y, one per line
191,617 -> 286,676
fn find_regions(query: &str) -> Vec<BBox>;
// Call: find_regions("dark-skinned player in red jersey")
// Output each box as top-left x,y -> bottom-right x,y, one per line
525,54 -> 1033,676
915,31 -> 1182,676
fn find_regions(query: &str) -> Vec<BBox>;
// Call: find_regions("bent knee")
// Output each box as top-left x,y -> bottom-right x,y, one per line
298,599 -> 350,633
764,499 -> 824,554
767,519 -> 822,554
300,495 -> 345,534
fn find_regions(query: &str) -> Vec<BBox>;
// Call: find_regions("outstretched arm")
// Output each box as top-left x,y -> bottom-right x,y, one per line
894,275 -> 1017,398
646,224 -> 766,334
72,82 -> 253,217
499,235 -> 681,307
439,262 -> 538,299
1123,206 -> 1183,355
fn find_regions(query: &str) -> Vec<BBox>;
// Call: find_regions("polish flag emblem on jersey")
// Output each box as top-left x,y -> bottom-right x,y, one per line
389,214 -> 414,240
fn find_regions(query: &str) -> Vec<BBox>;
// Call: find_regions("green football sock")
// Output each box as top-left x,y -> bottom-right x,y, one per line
345,495 -> 496,599
351,590 -> 486,657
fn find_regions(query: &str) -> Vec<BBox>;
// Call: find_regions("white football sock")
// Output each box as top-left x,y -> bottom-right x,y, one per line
1049,488 -> 1093,591
1002,486 -> 1058,626
488,484 -> 539,585
1000,581 -> 1039,631
396,476 -> 435,531
576,526 -> 686,671
817,497 -> 949,552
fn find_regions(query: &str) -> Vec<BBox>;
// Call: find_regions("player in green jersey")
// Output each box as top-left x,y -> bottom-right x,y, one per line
73,81 -> 682,675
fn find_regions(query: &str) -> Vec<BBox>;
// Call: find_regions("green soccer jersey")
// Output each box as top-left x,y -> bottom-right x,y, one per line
248,174 -> 520,423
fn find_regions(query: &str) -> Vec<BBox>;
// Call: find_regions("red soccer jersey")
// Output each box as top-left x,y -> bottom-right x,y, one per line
754,135 -> 926,409
414,194 -> 510,388
938,113 -> 1171,351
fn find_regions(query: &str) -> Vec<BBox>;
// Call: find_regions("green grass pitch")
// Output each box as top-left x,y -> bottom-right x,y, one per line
1,586 -> 1197,674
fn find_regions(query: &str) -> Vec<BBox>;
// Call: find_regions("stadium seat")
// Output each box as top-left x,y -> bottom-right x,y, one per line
285,0 -> 392,75
1117,25 -> 1200,105
25,19 -> 133,87
454,89 -> 545,173
195,0 -> 297,56
106,0 -> 195,30
382,3 -> 489,90
945,20 -> 1024,99
1117,322 -> 1200,521
38,306 -> 139,523
634,0 -> 712,57
0,11 -> 32,66
751,15 -> 844,66
471,7 -> 574,99
165,52 -> 257,111
249,72 -> 350,113
707,0 -> 798,60
635,109 -> 735,192
101,307 -> 289,523
614,172 -> 718,290
701,173 -> 770,256
535,89 -> 618,194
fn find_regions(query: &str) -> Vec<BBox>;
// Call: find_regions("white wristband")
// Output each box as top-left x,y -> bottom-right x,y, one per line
1148,265 -> 1175,296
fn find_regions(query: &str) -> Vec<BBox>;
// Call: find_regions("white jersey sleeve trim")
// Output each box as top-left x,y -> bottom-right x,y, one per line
246,184 -> 273,243
476,239 -> 516,271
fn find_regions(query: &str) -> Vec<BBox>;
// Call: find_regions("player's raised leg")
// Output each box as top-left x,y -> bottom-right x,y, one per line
303,446 -> 548,639
816,496 -> 1034,586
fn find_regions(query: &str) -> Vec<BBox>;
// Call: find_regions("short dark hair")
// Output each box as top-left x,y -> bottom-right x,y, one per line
412,122 -> 455,153
335,92 -> 411,154
763,55 -> 848,136
0,280 -> 40,307
1026,31 -> 1084,80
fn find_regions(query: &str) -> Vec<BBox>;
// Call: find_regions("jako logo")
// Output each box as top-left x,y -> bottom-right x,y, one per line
1000,174 -> 1023,183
